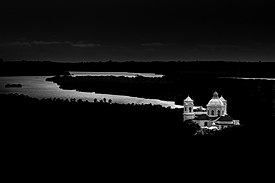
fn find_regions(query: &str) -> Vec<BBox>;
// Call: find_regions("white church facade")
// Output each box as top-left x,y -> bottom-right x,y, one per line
183,92 -> 240,130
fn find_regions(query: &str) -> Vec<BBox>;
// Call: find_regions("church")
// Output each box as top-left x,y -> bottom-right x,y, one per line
183,92 -> 240,130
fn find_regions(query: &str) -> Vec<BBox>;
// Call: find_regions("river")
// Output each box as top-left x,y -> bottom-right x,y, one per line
0,72 -> 182,109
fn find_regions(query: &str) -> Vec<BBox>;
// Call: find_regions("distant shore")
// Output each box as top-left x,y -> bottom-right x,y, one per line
1,60 -> 275,78
46,75 -> 177,101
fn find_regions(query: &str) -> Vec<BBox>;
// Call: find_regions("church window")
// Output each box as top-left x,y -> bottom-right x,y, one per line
204,122 -> 208,126
217,110 -> 221,116
207,110 -> 209,115
211,110 -> 214,116
189,107 -> 192,113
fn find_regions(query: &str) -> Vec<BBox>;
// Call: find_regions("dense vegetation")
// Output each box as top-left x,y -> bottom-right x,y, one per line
1,94 -> 203,145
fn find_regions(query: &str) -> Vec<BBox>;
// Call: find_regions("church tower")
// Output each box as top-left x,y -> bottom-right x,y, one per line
183,96 -> 195,121
220,95 -> 227,115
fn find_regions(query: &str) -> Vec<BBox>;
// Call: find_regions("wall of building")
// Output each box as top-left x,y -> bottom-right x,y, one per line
183,113 -> 195,121
207,106 -> 225,117
194,120 -> 211,127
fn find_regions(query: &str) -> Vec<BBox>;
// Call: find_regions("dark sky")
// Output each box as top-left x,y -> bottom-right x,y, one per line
1,0 -> 275,62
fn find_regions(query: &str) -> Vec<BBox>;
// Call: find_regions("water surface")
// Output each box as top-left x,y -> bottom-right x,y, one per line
0,75 -> 182,108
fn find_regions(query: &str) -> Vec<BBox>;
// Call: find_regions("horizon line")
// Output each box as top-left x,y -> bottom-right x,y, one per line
1,59 -> 272,63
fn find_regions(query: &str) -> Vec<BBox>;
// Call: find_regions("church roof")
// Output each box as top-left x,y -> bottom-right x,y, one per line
194,114 -> 210,120
184,96 -> 193,102
206,92 -> 224,107
215,122 -> 234,125
207,99 -> 224,107
209,116 -> 220,121
217,115 -> 234,122
219,96 -> 226,101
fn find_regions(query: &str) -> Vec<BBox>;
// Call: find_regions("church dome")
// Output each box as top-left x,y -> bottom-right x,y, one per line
206,92 -> 224,107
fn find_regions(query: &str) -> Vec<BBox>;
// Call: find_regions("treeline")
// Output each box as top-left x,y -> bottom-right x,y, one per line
1,60 -> 275,77
1,94 -> 202,145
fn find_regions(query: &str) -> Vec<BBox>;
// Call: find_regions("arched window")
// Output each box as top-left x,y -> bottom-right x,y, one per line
207,110 -> 209,115
217,110 -> 221,116
189,107 -> 192,113
211,110 -> 214,116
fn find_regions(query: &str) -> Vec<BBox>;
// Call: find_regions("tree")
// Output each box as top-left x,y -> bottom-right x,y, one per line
103,98 -> 107,103
181,119 -> 201,136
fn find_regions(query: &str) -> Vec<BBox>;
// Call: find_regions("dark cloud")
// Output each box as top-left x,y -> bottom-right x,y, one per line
32,41 -> 64,45
0,40 -> 101,48
0,41 -> 32,47
141,43 -> 165,47
71,42 -> 101,48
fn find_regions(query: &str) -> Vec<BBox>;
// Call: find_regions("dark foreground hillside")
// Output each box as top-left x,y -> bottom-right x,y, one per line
2,93 -> 272,172
1,94 -> 201,146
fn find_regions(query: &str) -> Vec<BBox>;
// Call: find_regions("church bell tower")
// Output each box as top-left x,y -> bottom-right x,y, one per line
183,96 -> 195,121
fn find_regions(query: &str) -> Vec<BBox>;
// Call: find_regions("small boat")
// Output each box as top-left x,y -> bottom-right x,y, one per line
5,83 -> 22,88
